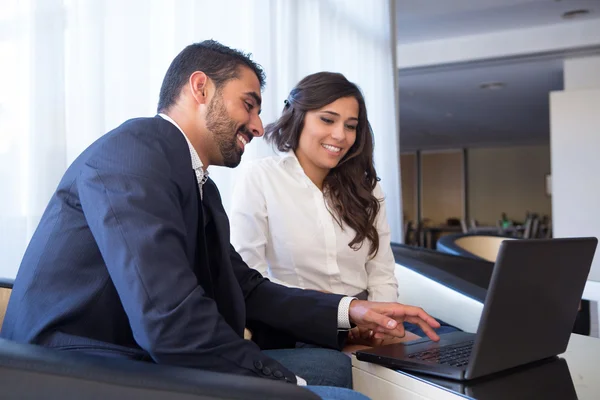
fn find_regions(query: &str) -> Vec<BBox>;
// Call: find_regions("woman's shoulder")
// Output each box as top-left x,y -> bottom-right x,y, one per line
372,180 -> 386,200
243,154 -> 287,171
243,154 -> 296,174
238,155 -> 292,185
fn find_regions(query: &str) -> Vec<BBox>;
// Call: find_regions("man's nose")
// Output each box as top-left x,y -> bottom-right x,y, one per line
249,114 -> 264,138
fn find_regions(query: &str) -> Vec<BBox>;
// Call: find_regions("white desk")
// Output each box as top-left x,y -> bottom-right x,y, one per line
583,280 -> 600,337
352,334 -> 600,400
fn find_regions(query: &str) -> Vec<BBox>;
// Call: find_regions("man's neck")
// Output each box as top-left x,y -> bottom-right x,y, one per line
162,108 -> 210,170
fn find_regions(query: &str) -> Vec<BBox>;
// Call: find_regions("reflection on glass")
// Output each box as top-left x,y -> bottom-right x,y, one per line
409,357 -> 577,400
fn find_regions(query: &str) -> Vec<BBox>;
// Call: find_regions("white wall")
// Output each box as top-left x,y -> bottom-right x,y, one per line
550,90 -> 600,282
564,56 -> 600,90
468,145 -> 552,226
550,80 -> 600,338
551,56 -> 600,283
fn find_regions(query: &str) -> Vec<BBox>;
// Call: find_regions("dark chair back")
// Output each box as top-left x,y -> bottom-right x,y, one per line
0,279 -> 13,331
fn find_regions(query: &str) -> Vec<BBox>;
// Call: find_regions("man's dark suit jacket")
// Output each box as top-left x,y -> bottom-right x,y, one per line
1,116 -> 346,383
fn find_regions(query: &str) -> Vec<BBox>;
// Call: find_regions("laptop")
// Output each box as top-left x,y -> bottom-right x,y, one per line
356,237 -> 598,381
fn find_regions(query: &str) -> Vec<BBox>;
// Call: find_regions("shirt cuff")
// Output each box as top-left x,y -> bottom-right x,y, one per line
337,296 -> 357,330
296,375 -> 307,386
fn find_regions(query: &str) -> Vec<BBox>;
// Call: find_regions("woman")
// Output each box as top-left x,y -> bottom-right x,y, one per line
231,72 -> 453,346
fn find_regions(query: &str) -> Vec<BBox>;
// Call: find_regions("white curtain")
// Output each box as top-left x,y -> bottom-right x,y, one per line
0,0 -> 401,279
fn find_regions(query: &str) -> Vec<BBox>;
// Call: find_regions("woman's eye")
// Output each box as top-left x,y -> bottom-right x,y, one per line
346,125 -> 358,130
320,117 -> 333,124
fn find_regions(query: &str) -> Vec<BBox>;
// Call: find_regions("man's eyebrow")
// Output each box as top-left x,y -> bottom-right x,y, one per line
246,91 -> 262,107
321,110 -> 358,121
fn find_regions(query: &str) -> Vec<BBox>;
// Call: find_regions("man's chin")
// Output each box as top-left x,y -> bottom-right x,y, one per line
223,152 -> 243,168
224,159 -> 242,168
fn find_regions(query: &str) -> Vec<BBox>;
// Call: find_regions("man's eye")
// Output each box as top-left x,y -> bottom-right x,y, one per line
245,101 -> 253,111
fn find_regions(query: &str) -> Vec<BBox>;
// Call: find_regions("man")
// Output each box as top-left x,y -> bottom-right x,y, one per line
1,41 -> 439,398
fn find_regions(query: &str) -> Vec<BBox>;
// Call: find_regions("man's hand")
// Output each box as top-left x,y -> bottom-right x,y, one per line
348,300 -> 441,342
348,326 -> 383,347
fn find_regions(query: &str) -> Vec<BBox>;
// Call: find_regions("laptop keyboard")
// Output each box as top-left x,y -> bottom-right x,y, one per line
407,340 -> 474,367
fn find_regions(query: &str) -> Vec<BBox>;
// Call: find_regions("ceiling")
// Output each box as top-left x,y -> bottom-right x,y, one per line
398,57 -> 564,150
395,0 -> 600,151
396,0 -> 600,44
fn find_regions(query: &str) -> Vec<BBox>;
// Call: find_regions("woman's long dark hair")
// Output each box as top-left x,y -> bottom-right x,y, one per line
264,72 -> 381,257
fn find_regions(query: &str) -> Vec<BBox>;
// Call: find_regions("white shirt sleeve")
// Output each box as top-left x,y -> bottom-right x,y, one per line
337,296 -> 356,330
365,183 -> 399,303
230,162 -> 301,288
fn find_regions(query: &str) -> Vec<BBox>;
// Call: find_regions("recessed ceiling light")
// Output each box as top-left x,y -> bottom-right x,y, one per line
562,9 -> 591,19
480,82 -> 505,90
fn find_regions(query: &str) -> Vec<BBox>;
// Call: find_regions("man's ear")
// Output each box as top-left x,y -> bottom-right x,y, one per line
189,71 -> 210,105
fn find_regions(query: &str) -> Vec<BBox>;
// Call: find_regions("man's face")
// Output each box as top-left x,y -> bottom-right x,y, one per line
205,66 -> 263,168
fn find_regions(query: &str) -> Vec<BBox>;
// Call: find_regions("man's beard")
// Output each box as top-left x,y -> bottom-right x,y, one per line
206,93 -> 245,168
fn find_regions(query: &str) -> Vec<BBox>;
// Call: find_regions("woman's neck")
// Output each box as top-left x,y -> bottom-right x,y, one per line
294,151 -> 329,191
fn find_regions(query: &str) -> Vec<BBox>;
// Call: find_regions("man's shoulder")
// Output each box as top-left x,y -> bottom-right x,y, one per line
81,116 -> 189,177
100,116 -> 184,155
106,116 -> 181,143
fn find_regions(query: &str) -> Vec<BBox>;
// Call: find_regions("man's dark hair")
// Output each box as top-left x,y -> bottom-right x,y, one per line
157,40 -> 265,113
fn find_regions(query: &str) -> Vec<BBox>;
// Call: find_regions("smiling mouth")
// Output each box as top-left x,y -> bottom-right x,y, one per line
322,144 -> 342,154
237,131 -> 251,151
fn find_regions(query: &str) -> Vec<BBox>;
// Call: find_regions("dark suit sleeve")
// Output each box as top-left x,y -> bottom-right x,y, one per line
230,247 -> 348,350
77,135 -> 297,382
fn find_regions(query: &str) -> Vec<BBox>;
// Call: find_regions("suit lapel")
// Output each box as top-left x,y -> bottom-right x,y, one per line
202,201 -> 212,228
201,179 -> 246,335
191,177 -> 215,300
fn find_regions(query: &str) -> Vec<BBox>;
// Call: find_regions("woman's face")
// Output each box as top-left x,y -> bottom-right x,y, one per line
295,96 -> 359,175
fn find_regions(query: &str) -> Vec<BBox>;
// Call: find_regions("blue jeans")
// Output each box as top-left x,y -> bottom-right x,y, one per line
306,386 -> 370,400
264,347 -> 352,388
404,319 -> 459,337
264,348 -> 370,400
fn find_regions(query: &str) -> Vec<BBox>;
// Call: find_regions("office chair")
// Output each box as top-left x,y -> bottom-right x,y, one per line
0,279 -> 13,331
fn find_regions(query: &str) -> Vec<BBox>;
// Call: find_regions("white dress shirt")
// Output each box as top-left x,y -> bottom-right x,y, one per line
230,152 -> 399,303
158,113 -> 208,198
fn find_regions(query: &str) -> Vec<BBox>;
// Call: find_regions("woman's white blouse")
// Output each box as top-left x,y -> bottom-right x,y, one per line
230,152 -> 398,303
